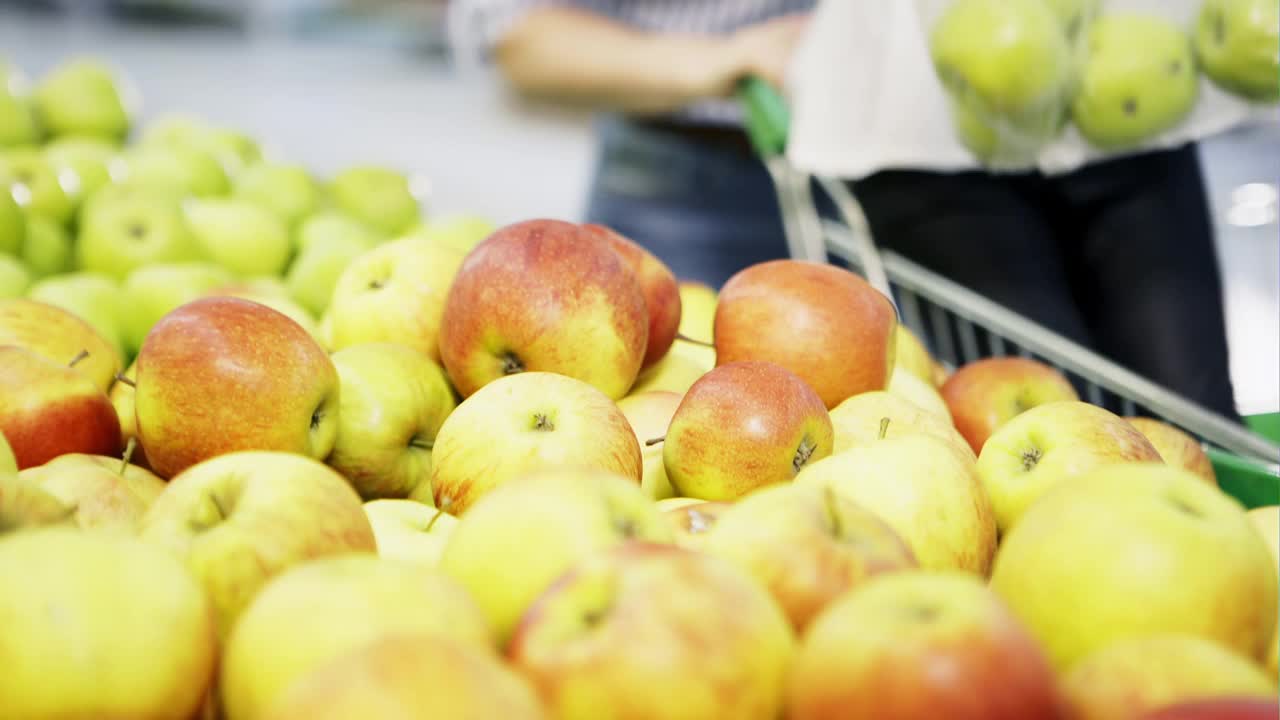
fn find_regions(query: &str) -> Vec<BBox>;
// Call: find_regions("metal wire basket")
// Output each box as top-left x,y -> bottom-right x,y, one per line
739,78 -> 1280,508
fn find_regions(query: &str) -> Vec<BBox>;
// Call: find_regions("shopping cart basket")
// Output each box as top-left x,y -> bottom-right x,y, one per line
737,78 -> 1280,509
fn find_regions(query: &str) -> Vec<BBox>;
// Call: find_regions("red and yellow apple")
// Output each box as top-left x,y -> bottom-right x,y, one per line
663,361 -> 833,501
829,390 -> 974,461
713,260 -> 897,409
135,296 -> 340,478
20,453 -> 165,534
431,371 -> 642,515
0,345 -> 122,469
0,297 -> 123,392
509,542 -> 795,720
786,571 -> 1065,720
941,357 -> 1080,454
438,219 -> 648,399
1127,416 -> 1217,485
1142,699 -> 1280,720
583,223 -> 680,371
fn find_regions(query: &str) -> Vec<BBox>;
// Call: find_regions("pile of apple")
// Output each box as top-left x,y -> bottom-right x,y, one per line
929,0 -> 1279,162
2,58 -> 1279,720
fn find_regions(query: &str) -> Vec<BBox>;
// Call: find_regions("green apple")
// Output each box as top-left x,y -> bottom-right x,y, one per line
295,209 -> 380,252
20,213 -> 72,278
1072,13 -> 1200,150
0,167 -> 23,254
949,94 -> 1001,161
0,148 -> 75,225
976,400 -> 1162,532
234,162 -> 321,228
1063,634 -> 1275,720
120,262 -> 233,356
508,542 -> 795,720
328,343 -> 457,500
43,135 -> 118,203
930,0 -> 1073,132
322,236 -> 463,361
430,371 -> 644,516
328,165 -> 421,236
1195,0 -> 1280,102
616,390 -> 682,500
0,254 -> 29,297
221,553 -> 492,720
797,433 -> 998,575
411,213 -> 496,256
28,271 -> 125,355
786,571 -> 1064,720
33,58 -> 131,142
1043,0 -> 1102,42
0,85 -> 41,149
138,451 -> 376,637
703,483 -> 917,630
185,198 -> 290,276
141,113 -> 261,177
120,143 -> 229,197
264,634 -> 545,720
285,230 -> 376,316
0,528 -> 216,719
77,184 -> 201,282
364,499 -> 459,568
990,463 -> 1279,669
439,468 -> 672,644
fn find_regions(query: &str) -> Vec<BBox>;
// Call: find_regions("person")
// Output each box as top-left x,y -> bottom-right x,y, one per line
449,0 -> 1242,420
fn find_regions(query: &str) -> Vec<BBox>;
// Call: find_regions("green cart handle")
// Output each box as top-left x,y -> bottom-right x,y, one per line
738,77 -> 791,158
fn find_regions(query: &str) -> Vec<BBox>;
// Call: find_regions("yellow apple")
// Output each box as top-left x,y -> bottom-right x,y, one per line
19,453 -> 164,534
1247,505 -> 1279,680
0,473 -> 76,532
221,553 -> 492,720
509,542 -> 795,720
439,468 -> 672,644
991,463 -> 1278,669
430,371 -> 642,515
1063,634 -> 1275,720
797,434 -> 998,575
888,367 -> 953,421
977,401 -> 1162,532
627,340 -> 714,396
139,451 -> 377,638
677,281 -> 717,342
0,528 -> 215,719
1127,416 -> 1217,485
941,357 -> 1080,455
656,496 -> 731,550
616,390 -> 682,500
262,633 -> 546,720
703,483 -> 916,629
829,390 -> 974,461
363,499 -> 458,568
893,325 -> 938,386
0,297 -> 122,392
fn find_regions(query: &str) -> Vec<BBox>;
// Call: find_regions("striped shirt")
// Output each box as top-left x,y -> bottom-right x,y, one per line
448,0 -> 816,123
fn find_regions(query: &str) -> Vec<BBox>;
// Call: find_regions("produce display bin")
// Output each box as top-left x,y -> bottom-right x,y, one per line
739,78 -> 1280,509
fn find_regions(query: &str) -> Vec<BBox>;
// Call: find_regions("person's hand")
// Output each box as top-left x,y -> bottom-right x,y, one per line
728,13 -> 811,92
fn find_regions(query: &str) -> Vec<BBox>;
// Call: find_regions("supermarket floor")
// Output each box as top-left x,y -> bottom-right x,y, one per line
3,6 -> 1277,416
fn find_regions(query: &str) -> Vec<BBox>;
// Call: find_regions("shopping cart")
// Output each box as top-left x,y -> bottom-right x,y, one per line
737,78 -> 1280,509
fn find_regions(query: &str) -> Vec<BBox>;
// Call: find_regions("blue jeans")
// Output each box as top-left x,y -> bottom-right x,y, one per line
584,114 -> 793,290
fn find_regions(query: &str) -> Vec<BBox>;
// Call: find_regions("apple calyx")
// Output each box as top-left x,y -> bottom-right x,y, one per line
309,406 -> 326,432
500,352 -> 525,375
1021,446 -> 1044,472
531,413 -> 554,432
792,437 -> 818,474
67,349 -> 89,368
644,436 -> 665,447
686,508 -> 715,535
408,435 -> 433,451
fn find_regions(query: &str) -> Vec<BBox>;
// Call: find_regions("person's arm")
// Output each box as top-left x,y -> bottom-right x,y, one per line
494,7 -> 808,115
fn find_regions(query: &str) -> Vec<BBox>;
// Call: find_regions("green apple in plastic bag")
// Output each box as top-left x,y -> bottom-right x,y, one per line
1072,14 -> 1200,150
1043,0 -> 1102,43
33,59 -> 131,143
1195,0 -> 1280,103
930,0 -> 1074,134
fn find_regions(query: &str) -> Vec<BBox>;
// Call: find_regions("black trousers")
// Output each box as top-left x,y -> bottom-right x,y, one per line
851,143 -> 1240,420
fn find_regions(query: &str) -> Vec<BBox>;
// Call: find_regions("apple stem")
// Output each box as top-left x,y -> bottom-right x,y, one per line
878,417 -> 891,440
645,436 -> 666,447
119,438 -> 136,475
425,507 -> 446,532
114,373 -> 136,388
209,492 -> 229,521
675,333 -> 714,350
67,349 -> 89,368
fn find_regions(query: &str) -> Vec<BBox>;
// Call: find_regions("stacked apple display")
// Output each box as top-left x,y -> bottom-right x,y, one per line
928,0 -> 1279,164
3,56 -> 1280,720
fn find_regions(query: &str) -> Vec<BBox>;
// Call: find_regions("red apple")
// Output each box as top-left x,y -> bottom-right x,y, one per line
1142,699 -> 1280,720
663,361 -> 834,501
582,224 -> 681,371
438,219 -> 648,400
0,298 -> 123,392
135,297 -> 340,479
1126,416 -> 1217,485
787,571 -> 1065,720
0,346 -> 122,469
941,357 -> 1080,454
713,260 -> 897,409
